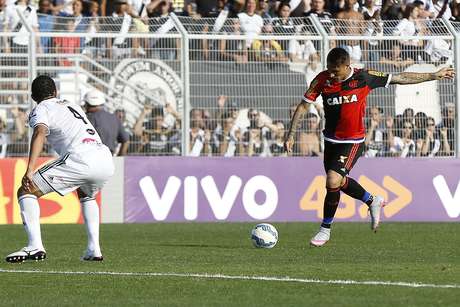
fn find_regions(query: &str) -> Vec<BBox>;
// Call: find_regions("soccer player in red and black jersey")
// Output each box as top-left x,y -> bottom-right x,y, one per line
285,47 -> 455,247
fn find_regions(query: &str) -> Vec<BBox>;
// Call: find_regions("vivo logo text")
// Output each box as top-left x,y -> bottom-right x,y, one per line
139,175 -> 278,221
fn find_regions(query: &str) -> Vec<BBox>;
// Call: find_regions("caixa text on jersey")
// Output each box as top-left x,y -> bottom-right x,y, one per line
326,94 -> 358,106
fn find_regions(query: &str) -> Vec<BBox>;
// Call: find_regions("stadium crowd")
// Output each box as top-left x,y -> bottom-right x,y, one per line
0,0 -> 457,157
118,96 -> 455,157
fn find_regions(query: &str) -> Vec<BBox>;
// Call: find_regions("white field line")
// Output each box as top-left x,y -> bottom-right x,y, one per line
0,269 -> 459,289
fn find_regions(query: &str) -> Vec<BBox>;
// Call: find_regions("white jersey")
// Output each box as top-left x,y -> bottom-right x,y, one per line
29,97 -> 102,156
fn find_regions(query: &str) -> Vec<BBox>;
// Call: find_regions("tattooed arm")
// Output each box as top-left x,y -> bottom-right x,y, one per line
391,67 -> 455,85
284,101 -> 309,154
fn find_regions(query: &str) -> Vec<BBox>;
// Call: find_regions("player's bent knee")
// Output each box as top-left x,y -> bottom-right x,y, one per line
326,171 -> 343,189
17,186 -> 43,199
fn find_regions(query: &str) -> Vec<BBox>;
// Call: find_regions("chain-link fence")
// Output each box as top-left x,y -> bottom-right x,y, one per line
0,12 -> 458,158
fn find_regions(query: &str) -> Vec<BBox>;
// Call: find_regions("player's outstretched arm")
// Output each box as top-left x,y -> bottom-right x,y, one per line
284,101 -> 309,153
391,67 -> 455,85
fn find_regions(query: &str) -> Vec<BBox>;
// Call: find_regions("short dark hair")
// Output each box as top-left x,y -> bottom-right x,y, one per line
31,75 -> 56,102
403,4 -> 417,19
326,47 -> 350,66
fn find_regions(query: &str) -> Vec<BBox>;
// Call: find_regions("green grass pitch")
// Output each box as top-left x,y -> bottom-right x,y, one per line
0,223 -> 459,306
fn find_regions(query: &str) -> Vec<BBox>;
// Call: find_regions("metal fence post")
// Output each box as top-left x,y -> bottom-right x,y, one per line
170,13 -> 190,156
17,8 -> 37,146
442,19 -> 460,157
310,15 -> 329,70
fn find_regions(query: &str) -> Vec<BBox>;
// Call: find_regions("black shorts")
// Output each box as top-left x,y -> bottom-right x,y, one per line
323,141 -> 364,176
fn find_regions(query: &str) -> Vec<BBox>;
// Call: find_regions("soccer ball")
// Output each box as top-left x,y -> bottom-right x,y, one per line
251,223 -> 278,248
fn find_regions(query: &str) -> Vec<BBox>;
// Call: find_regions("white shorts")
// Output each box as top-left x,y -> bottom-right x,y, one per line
32,144 -> 114,199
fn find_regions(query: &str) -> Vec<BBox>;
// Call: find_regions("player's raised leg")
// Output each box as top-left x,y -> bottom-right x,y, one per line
310,170 -> 342,247
78,188 -> 103,261
6,186 -> 46,263
340,177 -> 385,231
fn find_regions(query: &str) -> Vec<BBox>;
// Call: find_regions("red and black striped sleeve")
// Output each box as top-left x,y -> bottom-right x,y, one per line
303,73 -> 324,103
363,70 -> 392,90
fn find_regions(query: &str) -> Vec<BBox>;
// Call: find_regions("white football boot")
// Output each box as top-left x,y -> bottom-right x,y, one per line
310,226 -> 331,247
81,249 -> 103,261
5,247 -> 46,263
369,195 -> 386,232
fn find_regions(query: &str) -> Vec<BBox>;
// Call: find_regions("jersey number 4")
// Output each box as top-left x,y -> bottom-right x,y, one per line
67,106 -> 96,135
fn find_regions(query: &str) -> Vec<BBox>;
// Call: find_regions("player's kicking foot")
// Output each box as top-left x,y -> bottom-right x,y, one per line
310,226 -> 331,247
81,250 -> 103,261
369,195 -> 385,232
5,247 -> 46,263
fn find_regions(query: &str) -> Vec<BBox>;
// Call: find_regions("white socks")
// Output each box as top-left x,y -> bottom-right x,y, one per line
18,195 -> 44,251
80,198 -> 102,257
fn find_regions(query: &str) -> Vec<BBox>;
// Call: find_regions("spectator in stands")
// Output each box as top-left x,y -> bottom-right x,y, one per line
211,96 -> 238,155
402,107 -> 415,124
273,2 -> 295,53
37,0 -> 54,54
82,0 -> 104,59
109,0 -> 134,59
361,0 -> 383,63
413,111 -> 427,155
381,0 -> 404,20
0,0 -> 10,35
67,0 -> 88,32
147,0 -> 173,16
52,0 -> 74,15
7,106 -> 28,156
393,4 -> 426,61
257,0 -> 271,18
189,115 -> 207,156
243,125 -> 268,157
133,105 -> 171,155
336,0 -> 365,64
413,111 -> 428,139
304,0 -> 333,22
269,120 -> 287,156
240,108 -> 273,157
128,0 -> 150,17
303,0 -> 335,45
289,34 -> 319,65
148,1 -> 177,60
286,0 -> 308,17
408,0 -> 435,18
432,0 -> 453,19
54,17 -> 81,67
190,108 -> 205,129
114,108 -> 138,153
299,112 -> 322,156
452,0 -> 460,21
388,117 -> 416,157
0,115 -> 9,158
379,42 -> 415,70
188,0 -> 221,17
437,102 -> 455,155
328,0 -> 347,16
421,116 -> 449,156
365,106 -> 387,157
238,0 -> 264,48
83,90 -> 129,156
361,0 -> 381,20
94,0 -> 107,16
219,18 -> 248,63
251,23 -> 288,63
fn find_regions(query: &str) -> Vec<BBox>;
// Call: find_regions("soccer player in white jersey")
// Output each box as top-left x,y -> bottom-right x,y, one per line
5,75 -> 114,263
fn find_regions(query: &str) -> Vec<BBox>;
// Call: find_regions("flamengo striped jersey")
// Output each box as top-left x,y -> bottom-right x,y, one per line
28,98 -> 102,156
303,68 -> 392,143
